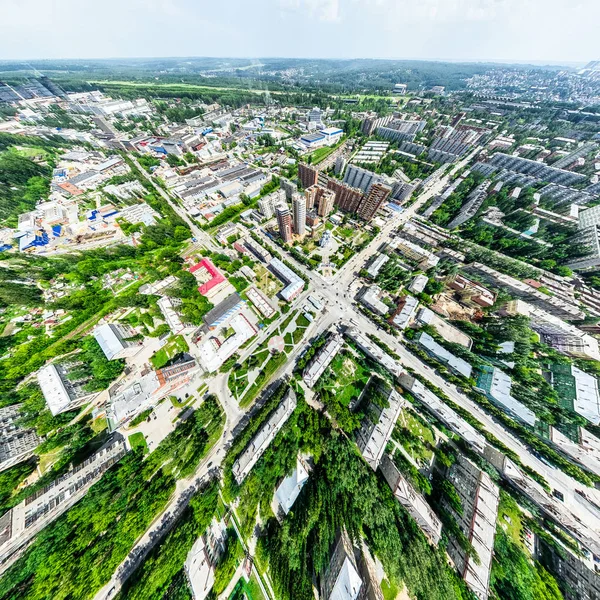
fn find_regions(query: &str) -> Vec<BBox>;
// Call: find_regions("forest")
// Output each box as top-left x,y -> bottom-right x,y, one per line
0,397 -> 224,600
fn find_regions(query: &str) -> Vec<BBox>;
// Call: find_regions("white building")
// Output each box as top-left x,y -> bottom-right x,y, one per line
37,363 -> 96,416
292,193 -> 306,237
408,274 -> 429,294
303,333 -> 344,388
356,385 -> 403,470
197,311 -> 257,373
185,518 -> 227,600
269,258 -> 304,302
93,323 -> 142,360
232,388 -> 297,484
359,285 -> 389,316
379,453 -> 442,545
391,295 -> 419,330
271,456 -> 310,521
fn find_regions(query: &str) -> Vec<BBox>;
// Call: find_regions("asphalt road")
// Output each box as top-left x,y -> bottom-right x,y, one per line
96,145 -> 600,597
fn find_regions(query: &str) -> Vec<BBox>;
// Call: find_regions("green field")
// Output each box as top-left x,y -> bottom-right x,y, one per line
323,352 -> 371,407
128,432 -> 148,454
150,334 -> 189,369
310,145 -> 337,165
393,409 -> 435,466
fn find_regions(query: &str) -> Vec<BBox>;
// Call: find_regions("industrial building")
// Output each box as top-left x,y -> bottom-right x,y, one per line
232,388 -> 297,484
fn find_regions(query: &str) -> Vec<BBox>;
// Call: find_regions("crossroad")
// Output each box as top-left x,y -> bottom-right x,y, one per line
95,146 -> 600,597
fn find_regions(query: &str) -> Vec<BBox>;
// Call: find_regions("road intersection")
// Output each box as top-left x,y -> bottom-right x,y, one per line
96,147 -> 600,598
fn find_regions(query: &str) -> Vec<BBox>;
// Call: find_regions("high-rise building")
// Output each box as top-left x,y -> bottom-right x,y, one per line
292,193 -> 306,238
320,529 -> 363,600
281,178 -> 298,201
305,185 -> 322,211
334,155 -> 347,176
298,163 -> 319,189
357,183 -> 391,221
317,189 -> 336,218
276,204 -> 293,243
343,164 -> 383,194
327,179 -> 364,213
307,107 -> 323,130
258,196 -> 275,219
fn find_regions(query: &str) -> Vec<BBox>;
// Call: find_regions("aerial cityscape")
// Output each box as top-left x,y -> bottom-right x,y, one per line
1,8 -> 600,600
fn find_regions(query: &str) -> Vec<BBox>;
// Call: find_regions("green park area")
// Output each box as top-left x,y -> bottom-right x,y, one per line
150,334 -> 189,369
128,432 -> 148,454
392,408 -> 436,467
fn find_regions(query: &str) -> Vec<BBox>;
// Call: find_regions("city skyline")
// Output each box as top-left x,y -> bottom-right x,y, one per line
0,0 -> 597,64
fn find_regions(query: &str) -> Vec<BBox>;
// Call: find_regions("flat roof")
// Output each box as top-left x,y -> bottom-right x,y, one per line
190,258 -> 227,296
37,364 -> 75,416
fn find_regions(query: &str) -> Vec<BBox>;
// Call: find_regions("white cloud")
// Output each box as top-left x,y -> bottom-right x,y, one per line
280,0 -> 340,22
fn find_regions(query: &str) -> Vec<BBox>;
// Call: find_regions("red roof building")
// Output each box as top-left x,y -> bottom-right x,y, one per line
190,258 -> 226,296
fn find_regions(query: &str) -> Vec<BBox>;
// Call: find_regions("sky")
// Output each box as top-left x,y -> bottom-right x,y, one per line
0,0 -> 597,65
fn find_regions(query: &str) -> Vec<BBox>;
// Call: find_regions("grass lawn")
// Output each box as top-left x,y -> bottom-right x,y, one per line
229,574 -> 266,600
324,352 -> 371,407
497,491 -> 525,550
254,265 -> 281,298
336,226 -> 355,240
239,351 -> 287,408
393,409 -> 435,465
38,448 -> 64,474
228,371 -> 249,399
381,578 -> 400,600
91,415 -> 107,434
15,146 -> 50,159
292,325 -> 307,344
150,334 -> 189,369
128,432 -> 148,454
170,395 -> 195,408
